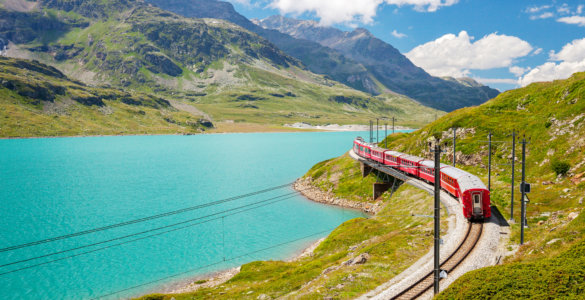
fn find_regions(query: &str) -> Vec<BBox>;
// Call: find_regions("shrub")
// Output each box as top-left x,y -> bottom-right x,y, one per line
551,160 -> 571,176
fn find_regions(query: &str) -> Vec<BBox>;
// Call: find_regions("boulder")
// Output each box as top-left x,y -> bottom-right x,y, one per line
343,253 -> 369,266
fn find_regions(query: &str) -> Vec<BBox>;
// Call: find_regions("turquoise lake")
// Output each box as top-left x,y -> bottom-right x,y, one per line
0,131 -> 403,299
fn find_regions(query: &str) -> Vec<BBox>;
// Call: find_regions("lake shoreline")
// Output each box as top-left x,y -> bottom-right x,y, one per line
154,175 -> 374,296
0,123 -> 414,140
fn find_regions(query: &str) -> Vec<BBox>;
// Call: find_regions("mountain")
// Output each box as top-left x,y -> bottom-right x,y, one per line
256,15 -> 500,111
0,0 -> 444,136
144,0 -> 380,96
0,56 -> 214,137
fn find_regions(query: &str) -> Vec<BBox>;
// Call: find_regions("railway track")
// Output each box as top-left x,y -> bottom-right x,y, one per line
392,222 -> 483,300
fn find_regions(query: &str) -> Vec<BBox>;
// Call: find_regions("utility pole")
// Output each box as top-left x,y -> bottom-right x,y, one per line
385,123 -> 388,148
452,127 -> 457,167
369,120 -> 372,143
376,118 -> 379,144
488,131 -> 492,191
510,130 -> 516,222
433,140 -> 442,295
520,137 -> 527,245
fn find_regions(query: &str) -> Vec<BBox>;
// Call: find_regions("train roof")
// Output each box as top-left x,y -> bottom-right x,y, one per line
419,160 -> 450,169
441,167 -> 487,192
370,145 -> 386,152
383,150 -> 403,156
399,154 -> 425,163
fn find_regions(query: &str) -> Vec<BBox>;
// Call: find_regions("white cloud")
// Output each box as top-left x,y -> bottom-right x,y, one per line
526,5 -> 551,13
530,12 -> 554,20
385,0 -> 459,12
532,48 -> 543,55
509,66 -> 531,77
267,0 -> 458,26
557,15 -> 585,27
518,38 -> 585,86
391,29 -> 407,38
405,31 -> 533,78
557,3 -> 571,14
578,5 -> 584,14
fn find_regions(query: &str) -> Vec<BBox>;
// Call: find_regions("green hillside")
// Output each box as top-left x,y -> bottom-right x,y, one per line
0,57 -> 214,137
0,0 -> 443,136
378,72 -> 585,298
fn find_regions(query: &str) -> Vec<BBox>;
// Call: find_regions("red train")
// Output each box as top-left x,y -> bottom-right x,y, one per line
353,137 -> 491,220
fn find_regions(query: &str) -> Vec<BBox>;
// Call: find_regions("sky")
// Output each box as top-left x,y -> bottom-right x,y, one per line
227,0 -> 585,91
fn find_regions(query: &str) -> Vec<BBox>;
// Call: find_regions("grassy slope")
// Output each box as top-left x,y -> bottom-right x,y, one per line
376,73 -> 585,298
139,154 -> 450,299
1,0 -> 444,136
0,57 -> 208,137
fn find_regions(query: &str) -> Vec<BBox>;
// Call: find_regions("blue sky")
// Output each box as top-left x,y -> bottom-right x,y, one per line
227,0 -> 585,91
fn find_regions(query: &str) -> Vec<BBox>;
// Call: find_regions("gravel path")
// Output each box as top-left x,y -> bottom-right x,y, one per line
349,150 -> 506,300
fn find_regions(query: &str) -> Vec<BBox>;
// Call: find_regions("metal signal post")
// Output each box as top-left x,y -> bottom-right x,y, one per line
432,141 -> 442,294
520,137 -> 528,245
385,123 -> 388,148
376,118 -> 379,143
452,127 -> 457,167
488,131 -> 492,191
510,130 -> 516,221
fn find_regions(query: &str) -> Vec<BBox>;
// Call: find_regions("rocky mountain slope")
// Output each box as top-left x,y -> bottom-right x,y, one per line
256,15 -> 500,111
0,0 -> 444,136
0,57 -> 213,137
145,0 -> 498,112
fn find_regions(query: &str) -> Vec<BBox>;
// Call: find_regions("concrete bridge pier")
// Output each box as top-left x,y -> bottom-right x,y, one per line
373,182 -> 393,200
372,172 -> 404,200
360,162 -> 372,177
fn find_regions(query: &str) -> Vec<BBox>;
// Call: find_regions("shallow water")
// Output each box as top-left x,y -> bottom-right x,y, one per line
0,131 -> 412,299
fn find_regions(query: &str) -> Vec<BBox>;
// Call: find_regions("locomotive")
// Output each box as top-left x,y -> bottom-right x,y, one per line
353,137 -> 491,220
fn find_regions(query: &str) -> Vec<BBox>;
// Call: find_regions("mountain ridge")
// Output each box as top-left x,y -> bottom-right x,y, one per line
256,15 -> 500,111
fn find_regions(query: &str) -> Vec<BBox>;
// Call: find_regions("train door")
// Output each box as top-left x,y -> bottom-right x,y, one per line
472,192 -> 483,216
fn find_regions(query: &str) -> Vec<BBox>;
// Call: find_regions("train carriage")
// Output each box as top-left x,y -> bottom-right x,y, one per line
370,146 -> 386,164
383,151 -> 402,168
418,160 -> 450,183
440,167 -> 491,219
398,154 -> 425,177
456,173 -> 491,219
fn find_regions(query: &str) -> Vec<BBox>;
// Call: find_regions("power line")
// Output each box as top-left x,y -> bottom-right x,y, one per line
0,193 -> 299,276
92,227 -> 336,300
0,183 -> 294,253
1,172 -> 361,274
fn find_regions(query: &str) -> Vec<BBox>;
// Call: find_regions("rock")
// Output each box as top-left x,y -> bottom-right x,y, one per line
541,181 -> 554,185
579,198 -> 583,204
322,266 -> 336,274
343,253 -> 370,266
547,238 -> 562,245
563,188 -> 570,193
348,245 -> 358,252
198,118 -> 214,128
537,220 -> 545,226
257,294 -> 271,300
568,212 -> 579,221
334,283 -> 345,290
144,52 -> 183,76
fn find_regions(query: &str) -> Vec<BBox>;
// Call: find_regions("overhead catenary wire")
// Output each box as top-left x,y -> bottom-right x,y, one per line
92,227 -> 336,300
0,182 -> 294,253
0,172 -> 361,274
2,164 -> 360,254
0,193 -> 300,276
